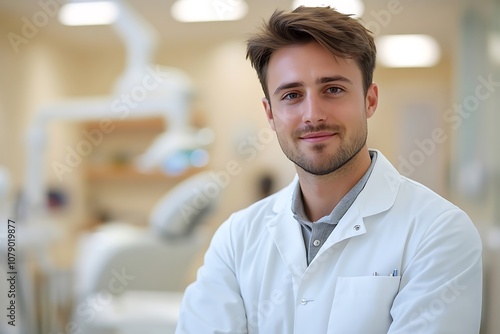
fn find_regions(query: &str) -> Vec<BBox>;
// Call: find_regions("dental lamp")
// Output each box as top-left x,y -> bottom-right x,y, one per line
24,0 -> 211,221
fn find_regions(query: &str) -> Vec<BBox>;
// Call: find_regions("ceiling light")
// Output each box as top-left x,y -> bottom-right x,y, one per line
488,33 -> 500,65
376,34 -> 441,68
58,1 -> 119,26
292,0 -> 364,17
171,0 -> 248,22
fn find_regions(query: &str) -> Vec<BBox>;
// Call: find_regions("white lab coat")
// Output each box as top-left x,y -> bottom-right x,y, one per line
176,150 -> 482,334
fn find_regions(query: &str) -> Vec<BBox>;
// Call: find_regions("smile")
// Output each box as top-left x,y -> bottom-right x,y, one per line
299,132 -> 337,143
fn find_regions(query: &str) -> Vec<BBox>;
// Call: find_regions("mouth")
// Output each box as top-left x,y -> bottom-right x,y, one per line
299,131 -> 337,143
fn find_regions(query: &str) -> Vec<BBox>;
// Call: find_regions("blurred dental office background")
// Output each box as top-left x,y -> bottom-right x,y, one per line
0,0 -> 499,333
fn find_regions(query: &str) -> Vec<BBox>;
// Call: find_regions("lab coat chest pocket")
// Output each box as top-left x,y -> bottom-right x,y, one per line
328,276 -> 400,334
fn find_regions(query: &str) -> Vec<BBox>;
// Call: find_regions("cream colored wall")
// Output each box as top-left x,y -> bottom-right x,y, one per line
373,58 -> 453,197
0,13 -> 33,190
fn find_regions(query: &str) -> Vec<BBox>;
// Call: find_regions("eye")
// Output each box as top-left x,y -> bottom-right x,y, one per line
282,92 -> 300,100
325,86 -> 344,94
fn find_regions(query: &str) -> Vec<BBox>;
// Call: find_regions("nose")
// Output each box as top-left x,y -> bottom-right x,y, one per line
302,94 -> 327,124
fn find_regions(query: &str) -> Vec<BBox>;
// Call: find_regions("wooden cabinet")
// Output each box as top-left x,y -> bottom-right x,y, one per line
81,117 -> 205,226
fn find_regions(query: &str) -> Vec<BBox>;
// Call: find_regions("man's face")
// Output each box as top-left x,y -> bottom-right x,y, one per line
262,42 -> 378,176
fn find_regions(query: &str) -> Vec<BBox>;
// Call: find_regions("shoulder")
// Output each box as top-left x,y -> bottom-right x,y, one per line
391,176 -> 481,252
397,175 -> 462,218
368,150 -> 477,238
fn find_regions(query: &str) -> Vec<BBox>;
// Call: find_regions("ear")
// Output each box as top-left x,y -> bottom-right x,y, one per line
262,97 -> 276,131
365,82 -> 378,119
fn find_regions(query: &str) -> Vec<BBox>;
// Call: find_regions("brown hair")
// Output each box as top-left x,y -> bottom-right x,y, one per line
246,6 -> 376,100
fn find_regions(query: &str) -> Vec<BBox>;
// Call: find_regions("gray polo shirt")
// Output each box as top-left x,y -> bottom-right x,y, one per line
291,151 -> 377,265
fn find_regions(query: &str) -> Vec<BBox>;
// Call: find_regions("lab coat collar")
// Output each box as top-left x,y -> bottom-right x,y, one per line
271,149 -> 400,219
353,149 -> 401,217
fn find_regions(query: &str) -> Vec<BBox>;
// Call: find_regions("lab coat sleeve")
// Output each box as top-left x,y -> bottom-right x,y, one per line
176,216 -> 248,334
388,208 -> 483,334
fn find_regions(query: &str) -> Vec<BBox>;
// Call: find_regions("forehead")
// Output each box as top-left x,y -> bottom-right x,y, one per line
266,42 -> 362,89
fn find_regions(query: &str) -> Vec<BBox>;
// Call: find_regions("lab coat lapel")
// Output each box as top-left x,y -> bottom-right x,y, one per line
266,177 -> 308,291
313,150 -> 400,258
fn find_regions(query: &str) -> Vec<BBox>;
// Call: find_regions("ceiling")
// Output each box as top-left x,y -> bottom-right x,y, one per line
0,0 -> 494,56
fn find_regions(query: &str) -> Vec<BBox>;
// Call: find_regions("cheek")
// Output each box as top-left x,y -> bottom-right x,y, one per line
273,113 -> 299,135
274,103 -> 302,121
337,100 -> 366,121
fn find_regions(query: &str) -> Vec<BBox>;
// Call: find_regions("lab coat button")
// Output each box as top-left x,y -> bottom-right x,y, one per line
353,224 -> 361,231
313,239 -> 321,247
300,298 -> 308,305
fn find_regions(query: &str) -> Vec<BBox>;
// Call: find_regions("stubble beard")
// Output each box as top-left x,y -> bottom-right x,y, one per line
278,122 -> 368,176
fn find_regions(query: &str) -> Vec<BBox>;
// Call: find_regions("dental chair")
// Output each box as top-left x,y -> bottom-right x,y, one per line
71,171 -> 220,334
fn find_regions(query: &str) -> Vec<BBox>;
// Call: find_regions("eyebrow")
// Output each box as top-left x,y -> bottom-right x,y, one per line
273,75 -> 353,96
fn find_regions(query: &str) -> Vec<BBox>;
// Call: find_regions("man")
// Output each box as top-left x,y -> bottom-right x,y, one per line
176,6 -> 482,333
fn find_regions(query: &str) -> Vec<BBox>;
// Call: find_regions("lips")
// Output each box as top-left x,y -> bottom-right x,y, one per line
299,131 -> 337,143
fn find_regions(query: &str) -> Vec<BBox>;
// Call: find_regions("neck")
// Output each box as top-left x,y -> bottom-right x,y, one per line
297,147 -> 371,222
